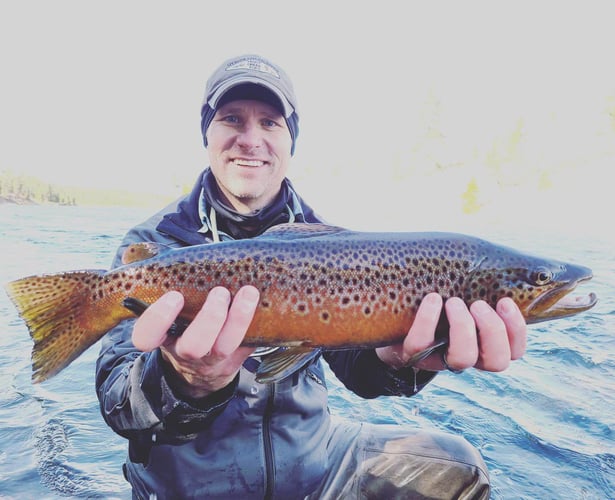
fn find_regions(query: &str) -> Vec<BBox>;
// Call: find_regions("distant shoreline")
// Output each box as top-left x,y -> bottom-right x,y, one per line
0,193 -> 174,208
0,194 -> 40,206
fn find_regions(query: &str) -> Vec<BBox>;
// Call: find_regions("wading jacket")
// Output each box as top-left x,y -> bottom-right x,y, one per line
95,169 -> 437,499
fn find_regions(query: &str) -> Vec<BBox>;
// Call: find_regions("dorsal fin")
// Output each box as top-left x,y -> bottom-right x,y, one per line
121,242 -> 165,265
258,222 -> 348,240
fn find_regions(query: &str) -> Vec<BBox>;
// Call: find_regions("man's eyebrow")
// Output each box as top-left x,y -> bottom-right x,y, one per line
217,104 -> 283,118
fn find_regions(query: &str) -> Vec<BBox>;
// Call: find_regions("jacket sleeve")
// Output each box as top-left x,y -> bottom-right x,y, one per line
323,349 -> 437,399
95,319 -> 237,442
94,212 -> 237,442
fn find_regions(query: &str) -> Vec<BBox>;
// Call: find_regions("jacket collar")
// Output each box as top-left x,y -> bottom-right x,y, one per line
156,168 -> 320,246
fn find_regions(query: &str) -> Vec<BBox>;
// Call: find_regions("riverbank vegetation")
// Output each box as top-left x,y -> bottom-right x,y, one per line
0,170 -> 175,208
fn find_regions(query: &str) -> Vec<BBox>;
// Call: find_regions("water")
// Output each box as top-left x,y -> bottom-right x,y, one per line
0,204 -> 613,499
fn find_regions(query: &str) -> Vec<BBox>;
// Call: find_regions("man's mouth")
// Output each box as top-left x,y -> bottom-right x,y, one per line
232,158 -> 266,167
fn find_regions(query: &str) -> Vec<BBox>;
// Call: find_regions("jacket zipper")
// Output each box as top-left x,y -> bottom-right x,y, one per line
263,384 -> 276,499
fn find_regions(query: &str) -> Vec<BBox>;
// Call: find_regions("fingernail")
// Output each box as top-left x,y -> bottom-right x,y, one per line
497,298 -> 513,315
209,287 -> 231,304
423,293 -> 442,307
163,291 -> 184,309
471,300 -> 491,316
241,285 -> 260,304
237,286 -> 260,313
446,297 -> 465,312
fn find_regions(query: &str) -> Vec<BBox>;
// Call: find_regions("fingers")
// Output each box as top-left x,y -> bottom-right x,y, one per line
376,293 -> 443,368
132,291 -> 184,352
402,293 -> 443,354
381,293 -> 528,374
172,285 -> 260,361
174,287 -> 232,359
132,286 -> 260,363
497,297 -> 527,360
211,285 -> 260,356
469,300 -> 511,371
444,298 -> 479,369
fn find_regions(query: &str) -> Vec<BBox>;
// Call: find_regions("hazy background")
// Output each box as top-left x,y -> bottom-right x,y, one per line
1,1 -> 614,237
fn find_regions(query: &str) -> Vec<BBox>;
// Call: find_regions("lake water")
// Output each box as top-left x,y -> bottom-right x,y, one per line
0,204 -> 613,499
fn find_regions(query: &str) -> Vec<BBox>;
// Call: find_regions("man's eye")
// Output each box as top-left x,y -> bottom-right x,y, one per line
262,119 -> 278,128
221,115 -> 240,124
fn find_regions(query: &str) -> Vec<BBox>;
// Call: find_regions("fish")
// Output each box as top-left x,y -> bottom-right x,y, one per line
5,223 -> 597,383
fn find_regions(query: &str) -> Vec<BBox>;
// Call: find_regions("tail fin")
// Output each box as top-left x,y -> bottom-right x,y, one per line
5,270 -> 107,383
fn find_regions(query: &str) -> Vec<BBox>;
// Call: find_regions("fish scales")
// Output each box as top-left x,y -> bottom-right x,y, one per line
105,235 -> 480,347
5,223 -> 596,383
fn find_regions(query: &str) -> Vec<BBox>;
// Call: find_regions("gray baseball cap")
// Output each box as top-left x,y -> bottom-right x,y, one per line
203,54 -> 298,118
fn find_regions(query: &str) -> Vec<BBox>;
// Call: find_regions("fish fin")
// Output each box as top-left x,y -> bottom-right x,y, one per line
5,270 -> 113,383
405,339 -> 449,366
121,242 -> 168,264
255,346 -> 322,383
259,222 -> 348,240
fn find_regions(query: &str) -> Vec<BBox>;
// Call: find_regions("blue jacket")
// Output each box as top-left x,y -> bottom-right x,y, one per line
95,169 -> 437,499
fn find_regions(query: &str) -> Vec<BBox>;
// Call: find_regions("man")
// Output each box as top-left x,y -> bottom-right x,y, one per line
96,54 -> 527,499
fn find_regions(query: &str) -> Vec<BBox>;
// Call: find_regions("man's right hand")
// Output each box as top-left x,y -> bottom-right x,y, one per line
132,286 -> 259,399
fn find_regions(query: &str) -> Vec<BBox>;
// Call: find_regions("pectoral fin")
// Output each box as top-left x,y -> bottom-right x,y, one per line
405,339 -> 449,366
255,346 -> 322,383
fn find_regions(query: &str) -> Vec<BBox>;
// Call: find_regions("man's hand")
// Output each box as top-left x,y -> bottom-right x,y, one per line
376,293 -> 527,372
132,286 -> 260,399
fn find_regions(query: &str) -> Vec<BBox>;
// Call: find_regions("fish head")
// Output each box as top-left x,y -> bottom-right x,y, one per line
467,247 -> 597,324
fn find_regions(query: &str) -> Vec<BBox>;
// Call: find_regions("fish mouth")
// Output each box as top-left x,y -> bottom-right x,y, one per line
527,275 -> 597,323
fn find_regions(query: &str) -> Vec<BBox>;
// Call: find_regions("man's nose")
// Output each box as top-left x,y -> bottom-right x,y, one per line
236,122 -> 263,149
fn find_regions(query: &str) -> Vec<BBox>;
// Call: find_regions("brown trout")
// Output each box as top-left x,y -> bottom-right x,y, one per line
5,223 -> 597,383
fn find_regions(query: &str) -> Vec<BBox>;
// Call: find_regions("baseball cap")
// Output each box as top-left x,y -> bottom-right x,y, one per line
200,54 -> 300,154
204,54 -> 298,118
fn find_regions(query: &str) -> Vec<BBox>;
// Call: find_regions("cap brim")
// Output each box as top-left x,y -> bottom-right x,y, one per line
208,76 -> 294,118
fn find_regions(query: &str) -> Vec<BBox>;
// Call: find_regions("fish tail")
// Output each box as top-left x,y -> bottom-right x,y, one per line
5,270 -> 108,383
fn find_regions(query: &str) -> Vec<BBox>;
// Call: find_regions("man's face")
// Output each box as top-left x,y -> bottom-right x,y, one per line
206,99 -> 292,214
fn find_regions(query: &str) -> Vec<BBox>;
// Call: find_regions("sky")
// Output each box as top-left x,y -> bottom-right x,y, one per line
1,1 -> 614,235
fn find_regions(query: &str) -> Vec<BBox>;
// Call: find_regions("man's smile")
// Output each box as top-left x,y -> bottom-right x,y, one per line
231,158 -> 268,167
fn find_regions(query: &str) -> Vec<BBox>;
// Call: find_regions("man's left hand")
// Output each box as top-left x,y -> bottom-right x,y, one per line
376,292 -> 527,372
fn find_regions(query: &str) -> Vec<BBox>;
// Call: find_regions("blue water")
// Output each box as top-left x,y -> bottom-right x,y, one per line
0,204 -> 613,499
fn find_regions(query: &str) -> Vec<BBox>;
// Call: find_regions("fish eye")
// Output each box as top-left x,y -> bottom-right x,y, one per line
531,267 -> 553,286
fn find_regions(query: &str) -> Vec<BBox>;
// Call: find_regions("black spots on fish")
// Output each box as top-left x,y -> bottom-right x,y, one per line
320,311 -> 331,323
